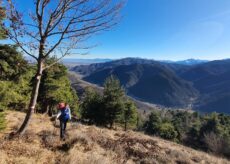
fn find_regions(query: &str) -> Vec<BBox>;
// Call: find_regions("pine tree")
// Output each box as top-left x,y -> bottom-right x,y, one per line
144,111 -> 161,135
0,45 -> 33,111
81,87 -> 104,125
0,45 -> 29,81
0,45 -> 32,130
103,75 -> 125,128
123,100 -> 138,131
38,58 -> 78,116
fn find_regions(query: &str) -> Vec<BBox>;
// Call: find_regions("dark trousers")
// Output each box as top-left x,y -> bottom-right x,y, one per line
60,120 -> 67,139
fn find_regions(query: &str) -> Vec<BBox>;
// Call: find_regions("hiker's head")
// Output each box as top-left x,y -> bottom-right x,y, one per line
65,103 -> 69,108
58,102 -> 65,109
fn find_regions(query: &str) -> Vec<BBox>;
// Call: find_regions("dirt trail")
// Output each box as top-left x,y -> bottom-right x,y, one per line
0,111 -> 229,164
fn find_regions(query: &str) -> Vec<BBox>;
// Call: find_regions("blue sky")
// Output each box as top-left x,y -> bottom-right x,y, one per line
5,0 -> 230,60
82,0 -> 230,60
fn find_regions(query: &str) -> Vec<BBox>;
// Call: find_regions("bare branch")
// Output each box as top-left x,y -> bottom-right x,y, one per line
8,27 -> 38,60
43,46 -> 72,70
4,0 -> 124,61
36,0 -> 43,36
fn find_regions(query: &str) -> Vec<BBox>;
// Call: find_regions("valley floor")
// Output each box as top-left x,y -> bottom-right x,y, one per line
0,111 -> 229,164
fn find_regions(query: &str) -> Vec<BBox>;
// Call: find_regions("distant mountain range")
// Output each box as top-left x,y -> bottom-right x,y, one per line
24,56 -> 113,65
62,58 -> 208,65
161,59 -> 209,65
25,56 -> 208,66
71,58 -> 230,114
62,58 -> 113,64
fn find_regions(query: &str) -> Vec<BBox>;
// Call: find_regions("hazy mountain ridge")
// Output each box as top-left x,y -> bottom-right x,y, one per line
83,63 -> 198,107
72,58 -> 230,113
161,59 -> 209,65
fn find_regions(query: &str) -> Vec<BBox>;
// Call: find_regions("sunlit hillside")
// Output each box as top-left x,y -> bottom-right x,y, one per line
0,111 -> 229,164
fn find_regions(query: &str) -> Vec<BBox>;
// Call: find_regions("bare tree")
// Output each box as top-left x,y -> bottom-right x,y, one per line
3,0 -> 124,135
204,132 -> 223,154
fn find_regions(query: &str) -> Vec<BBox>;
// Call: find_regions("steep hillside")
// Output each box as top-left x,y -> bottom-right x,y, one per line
179,59 -> 230,113
180,59 -> 230,81
69,72 -> 159,115
72,58 -> 230,114
71,58 -> 167,76
83,64 -> 198,107
0,111 -> 229,164
71,58 -> 192,76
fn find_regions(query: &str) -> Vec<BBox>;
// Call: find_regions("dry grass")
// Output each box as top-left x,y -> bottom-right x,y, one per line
0,111 -> 229,164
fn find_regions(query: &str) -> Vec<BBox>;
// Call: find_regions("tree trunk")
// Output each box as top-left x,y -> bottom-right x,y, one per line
44,104 -> 53,117
48,105 -> 53,117
46,105 -> 49,114
110,122 -> 113,129
124,121 -> 127,131
16,61 -> 43,135
136,116 -> 139,129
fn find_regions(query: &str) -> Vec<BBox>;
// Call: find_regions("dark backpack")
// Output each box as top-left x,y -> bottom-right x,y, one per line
60,108 -> 70,121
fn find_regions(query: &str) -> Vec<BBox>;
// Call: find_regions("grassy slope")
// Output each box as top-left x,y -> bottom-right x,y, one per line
0,112 -> 6,131
0,111 -> 229,164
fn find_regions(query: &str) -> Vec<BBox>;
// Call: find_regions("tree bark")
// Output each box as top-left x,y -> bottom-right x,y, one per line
110,122 -> 113,129
16,61 -> 43,135
48,105 -> 54,117
44,104 -> 49,114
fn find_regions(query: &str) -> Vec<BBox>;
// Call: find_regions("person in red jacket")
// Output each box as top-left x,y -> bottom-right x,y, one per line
56,102 -> 71,140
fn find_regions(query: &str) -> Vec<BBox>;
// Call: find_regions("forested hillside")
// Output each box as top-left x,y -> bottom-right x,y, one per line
83,63 -> 198,107
72,58 -> 230,114
179,59 -> 230,113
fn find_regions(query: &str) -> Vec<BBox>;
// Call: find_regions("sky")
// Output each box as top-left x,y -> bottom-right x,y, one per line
5,0 -> 230,60
84,0 -> 230,60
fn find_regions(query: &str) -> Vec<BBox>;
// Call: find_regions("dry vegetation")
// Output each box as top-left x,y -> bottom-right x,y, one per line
0,111 -> 229,164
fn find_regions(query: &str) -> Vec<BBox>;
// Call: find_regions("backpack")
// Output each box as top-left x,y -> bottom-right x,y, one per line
60,108 -> 70,121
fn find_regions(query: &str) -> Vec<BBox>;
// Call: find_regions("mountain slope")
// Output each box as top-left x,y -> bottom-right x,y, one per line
179,59 -> 230,81
84,63 -> 198,107
71,58 -> 167,76
179,59 -> 230,113
0,111 -> 229,164
72,58 -> 230,113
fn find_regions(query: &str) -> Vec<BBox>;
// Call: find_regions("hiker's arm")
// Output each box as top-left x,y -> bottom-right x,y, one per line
56,111 -> 61,119
69,108 -> 71,120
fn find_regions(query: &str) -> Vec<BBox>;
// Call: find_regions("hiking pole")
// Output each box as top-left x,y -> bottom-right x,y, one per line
54,118 -> 57,127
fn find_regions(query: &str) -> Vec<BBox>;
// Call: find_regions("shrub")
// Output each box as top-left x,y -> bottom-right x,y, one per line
144,112 -> 161,135
204,132 -> 223,154
158,122 -> 178,140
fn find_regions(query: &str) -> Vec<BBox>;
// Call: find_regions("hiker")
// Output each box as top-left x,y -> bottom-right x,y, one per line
56,102 -> 71,140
